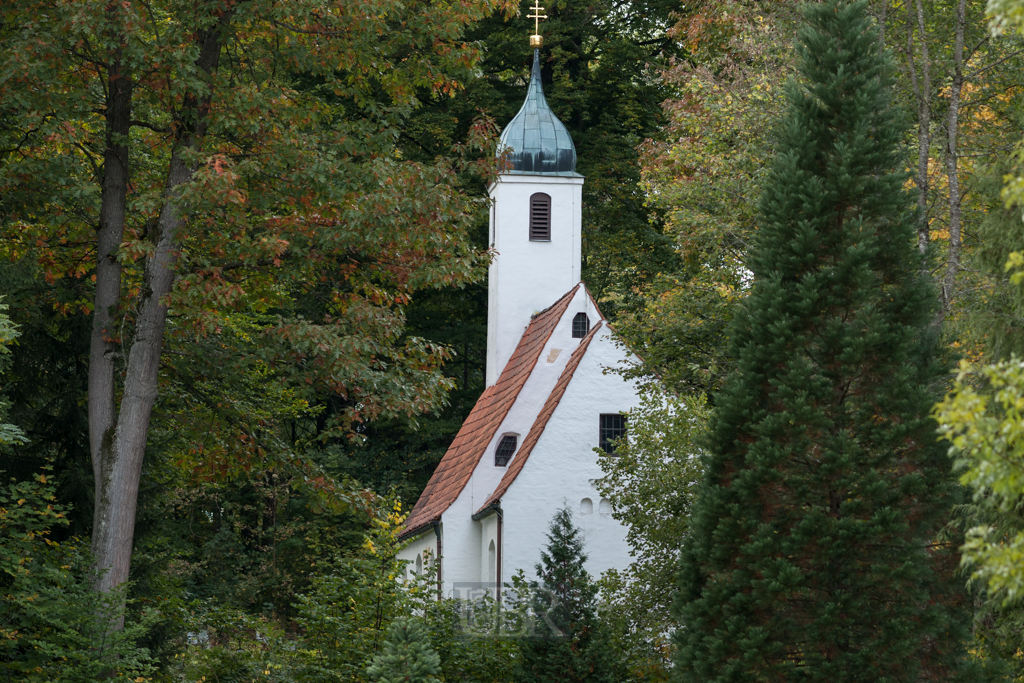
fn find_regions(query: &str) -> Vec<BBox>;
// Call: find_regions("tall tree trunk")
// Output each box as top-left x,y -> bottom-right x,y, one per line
89,7 -> 131,501
90,15 -> 228,602
941,0 -> 967,310
906,0 -> 932,255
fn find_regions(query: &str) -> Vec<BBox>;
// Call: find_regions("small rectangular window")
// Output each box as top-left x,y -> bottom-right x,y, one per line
495,434 -> 517,466
599,414 -> 626,454
529,193 -> 551,241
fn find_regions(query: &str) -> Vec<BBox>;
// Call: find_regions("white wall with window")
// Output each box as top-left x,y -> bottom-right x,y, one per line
498,324 -> 638,588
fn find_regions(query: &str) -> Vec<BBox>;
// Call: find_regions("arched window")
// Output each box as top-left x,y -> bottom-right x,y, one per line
529,193 -> 551,241
580,498 -> 593,515
572,312 -> 590,338
488,540 -> 496,583
599,498 -> 612,515
495,434 -> 517,467
415,553 -> 423,575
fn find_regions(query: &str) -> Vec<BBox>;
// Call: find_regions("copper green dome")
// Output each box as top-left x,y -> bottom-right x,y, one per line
499,50 -> 578,176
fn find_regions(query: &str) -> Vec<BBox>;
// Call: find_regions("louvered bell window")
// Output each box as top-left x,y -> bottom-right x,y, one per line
599,414 -> 627,454
529,193 -> 551,241
495,434 -> 517,467
572,312 -> 590,338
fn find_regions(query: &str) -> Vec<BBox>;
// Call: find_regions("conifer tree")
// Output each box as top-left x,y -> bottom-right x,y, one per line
673,1 -> 978,681
517,507 -> 617,683
366,618 -> 442,683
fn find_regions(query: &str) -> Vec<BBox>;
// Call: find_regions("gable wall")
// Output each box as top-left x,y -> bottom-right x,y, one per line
500,327 -> 638,587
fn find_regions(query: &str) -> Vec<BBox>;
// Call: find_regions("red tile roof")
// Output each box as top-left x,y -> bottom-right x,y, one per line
476,322 -> 602,514
400,285 -> 580,539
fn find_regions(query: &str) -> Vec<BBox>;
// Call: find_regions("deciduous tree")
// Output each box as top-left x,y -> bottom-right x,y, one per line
596,391 -> 708,680
0,0 -> 513,607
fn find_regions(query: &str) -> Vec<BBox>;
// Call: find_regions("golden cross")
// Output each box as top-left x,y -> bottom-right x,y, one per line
527,0 -> 546,47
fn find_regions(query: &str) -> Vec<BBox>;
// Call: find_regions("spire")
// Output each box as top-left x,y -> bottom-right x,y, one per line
498,50 -> 578,176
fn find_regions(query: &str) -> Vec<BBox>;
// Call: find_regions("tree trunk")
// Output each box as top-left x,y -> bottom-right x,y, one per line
89,7 -> 131,505
941,0 -> 967,310
907,0 -> 932,255
90,15 -> 228,602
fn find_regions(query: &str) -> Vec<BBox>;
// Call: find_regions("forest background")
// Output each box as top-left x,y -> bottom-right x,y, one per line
2,0 -> 1024,680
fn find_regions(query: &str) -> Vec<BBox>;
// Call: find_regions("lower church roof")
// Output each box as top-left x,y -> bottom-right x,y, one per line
399,285 -> 580,539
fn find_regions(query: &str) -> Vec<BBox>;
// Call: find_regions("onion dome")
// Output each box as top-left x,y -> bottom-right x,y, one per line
499,50 -> 578,176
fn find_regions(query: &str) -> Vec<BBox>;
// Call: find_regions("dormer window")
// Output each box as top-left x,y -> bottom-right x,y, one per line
495,434 -> 517,466
529,193 -> 551,241
572,312 -> 590,338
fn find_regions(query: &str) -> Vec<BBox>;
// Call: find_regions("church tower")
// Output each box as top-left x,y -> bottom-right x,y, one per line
398,18 -> 640,598
486,49 -> 584,386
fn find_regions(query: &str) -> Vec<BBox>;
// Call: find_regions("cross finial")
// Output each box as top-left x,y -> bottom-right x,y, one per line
527,0 -> 547,48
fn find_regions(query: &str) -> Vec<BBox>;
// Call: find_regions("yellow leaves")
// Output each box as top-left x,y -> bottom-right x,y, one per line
1006,251 -> 1024,285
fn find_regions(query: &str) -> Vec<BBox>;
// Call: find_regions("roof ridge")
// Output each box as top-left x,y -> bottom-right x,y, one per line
476,321 -> 604,514
531,283 -> 580,320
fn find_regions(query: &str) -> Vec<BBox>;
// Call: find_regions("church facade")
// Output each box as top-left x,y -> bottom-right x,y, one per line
397,49 -> 641,599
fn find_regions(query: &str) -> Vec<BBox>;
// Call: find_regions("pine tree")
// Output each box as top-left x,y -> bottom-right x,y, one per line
517,507 -> 617,683
673,1 -> 978,681
366,618 -> 442,683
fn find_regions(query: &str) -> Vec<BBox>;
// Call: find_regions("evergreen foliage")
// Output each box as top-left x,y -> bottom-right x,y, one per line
0,469 -> 153,681
517,507 -> 617,683
673,1 -> 978,680
366,618 -> 442,683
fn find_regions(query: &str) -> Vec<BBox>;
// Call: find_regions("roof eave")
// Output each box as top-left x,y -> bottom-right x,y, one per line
471,501 -> 502,521
397,519 -> 438,542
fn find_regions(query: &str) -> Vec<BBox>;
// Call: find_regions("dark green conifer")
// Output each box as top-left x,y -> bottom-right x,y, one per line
517,507 -> 617,683
366,618 -> 441,683
673,1 -> 978,681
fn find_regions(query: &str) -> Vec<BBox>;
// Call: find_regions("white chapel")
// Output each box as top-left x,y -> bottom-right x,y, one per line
397,46 -> 642,599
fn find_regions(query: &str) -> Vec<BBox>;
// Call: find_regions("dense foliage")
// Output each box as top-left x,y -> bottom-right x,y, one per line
2,0 -> 1024,679
0,469 -> 153,682
596,390 -> 708,680
367,618 -> 443,683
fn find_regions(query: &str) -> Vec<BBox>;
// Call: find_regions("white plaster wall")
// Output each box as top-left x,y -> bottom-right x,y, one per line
397,531 -> 437,582
486,173 -> 584,386
437,493 -> 482,598
500,327 -> 640,587
479,514 -> 499,598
